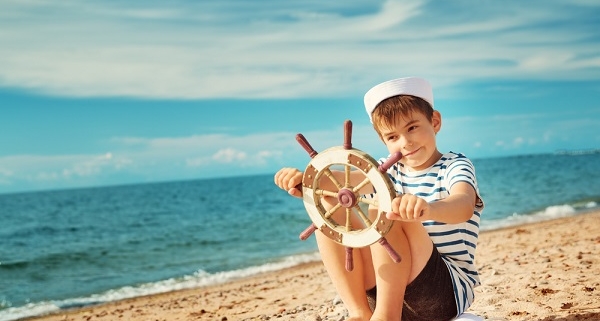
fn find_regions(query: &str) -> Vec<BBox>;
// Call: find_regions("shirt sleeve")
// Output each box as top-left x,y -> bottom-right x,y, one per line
445,157 -> 485,211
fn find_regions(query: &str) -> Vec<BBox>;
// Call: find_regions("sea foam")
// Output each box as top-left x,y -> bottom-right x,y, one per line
0,252 -> 320,321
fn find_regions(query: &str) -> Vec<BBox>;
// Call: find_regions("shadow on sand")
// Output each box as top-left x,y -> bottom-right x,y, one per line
539,312 -> 600,321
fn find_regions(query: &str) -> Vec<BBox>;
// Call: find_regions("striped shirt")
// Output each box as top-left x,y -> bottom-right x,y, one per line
374,151 -> 484,314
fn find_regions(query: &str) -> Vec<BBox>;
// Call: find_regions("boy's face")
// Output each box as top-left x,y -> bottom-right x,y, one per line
378,110 -> 442,171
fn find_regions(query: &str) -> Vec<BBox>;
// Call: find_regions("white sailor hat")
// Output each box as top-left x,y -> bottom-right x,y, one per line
363,77 -> 434,123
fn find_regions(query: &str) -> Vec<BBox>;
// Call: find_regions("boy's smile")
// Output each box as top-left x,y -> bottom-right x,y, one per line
380,110 -> 442,171
402,147 -> 420,157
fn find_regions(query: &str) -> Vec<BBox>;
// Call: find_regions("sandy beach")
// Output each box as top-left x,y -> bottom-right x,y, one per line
26,211 -> 600,321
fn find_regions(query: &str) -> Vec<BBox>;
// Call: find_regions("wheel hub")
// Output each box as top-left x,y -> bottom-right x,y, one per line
337,188 -> 357,208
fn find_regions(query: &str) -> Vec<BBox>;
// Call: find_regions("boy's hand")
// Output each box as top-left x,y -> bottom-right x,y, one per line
387,194 -> 430,221
274,167 -> 304,198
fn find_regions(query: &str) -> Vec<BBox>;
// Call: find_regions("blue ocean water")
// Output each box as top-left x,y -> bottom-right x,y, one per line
1,152 -> 599,320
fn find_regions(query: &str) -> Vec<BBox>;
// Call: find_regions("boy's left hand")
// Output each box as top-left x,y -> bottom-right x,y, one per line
387,194 -> 430,221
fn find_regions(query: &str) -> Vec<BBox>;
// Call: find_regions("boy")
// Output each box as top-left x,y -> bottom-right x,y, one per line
274,77 -> 484,321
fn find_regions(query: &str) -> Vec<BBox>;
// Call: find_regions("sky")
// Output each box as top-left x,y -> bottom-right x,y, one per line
1,0 -> 599,195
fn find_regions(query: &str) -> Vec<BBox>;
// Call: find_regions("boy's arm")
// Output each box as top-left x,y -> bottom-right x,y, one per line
425,181 -> 478,224
387,181 -> 477,224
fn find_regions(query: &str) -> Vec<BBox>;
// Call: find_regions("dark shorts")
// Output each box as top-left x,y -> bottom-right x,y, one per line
366,246 -> 457,321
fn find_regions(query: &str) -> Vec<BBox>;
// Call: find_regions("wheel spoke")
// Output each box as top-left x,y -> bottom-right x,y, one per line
323,203 -> 342,219
345,208 -> 352,231
322,168 -> 343,190
358,196 -> 378,207
344,164 -> 351,188
315,188 -> 338,198
353,204 -> 372,227
352,177 -> 371,193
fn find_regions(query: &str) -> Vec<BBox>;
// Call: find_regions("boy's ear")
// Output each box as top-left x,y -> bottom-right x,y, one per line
432,110 -> 442,134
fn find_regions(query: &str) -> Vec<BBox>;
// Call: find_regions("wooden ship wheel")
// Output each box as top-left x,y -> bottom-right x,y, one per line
296,120 -> 402,271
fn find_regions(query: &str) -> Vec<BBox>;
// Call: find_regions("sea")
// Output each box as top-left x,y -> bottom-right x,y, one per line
1,152 -> 599,321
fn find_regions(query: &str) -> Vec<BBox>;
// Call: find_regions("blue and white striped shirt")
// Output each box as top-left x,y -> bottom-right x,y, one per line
378,151 -> 484,314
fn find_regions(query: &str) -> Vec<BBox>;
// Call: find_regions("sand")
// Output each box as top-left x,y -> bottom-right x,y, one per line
25,211 -> 600,321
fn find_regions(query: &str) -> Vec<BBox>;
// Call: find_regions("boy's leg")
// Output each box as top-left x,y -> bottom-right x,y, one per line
314,195 -> 378,320
369,221 -> 433,321
367,245 -> 458,321
314,195 -> 431,320
315,231 -> 374,320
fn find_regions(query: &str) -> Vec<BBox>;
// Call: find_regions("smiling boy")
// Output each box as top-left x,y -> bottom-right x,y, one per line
274,77 -> 485,321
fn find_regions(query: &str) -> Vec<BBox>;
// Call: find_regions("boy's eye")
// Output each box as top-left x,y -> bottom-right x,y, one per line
408,125 -> 417,131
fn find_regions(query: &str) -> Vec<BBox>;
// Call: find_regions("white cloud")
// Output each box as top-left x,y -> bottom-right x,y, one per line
0,152 -> 132,189
1,107 -> 598,193
256,150 -> 283,165
437,109 -> 600,158
0,1 -> 598,193
0,168 -> 14,185
185,148 -> 283,168
362,0 -> 422,31
212,148 -> 248,163
0,129 -> 329,191
0,1 -> 597,99
513,137 -> 524,146
61,153 -> 113,178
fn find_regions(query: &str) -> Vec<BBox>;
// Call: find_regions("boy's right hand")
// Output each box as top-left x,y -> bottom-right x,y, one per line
274,167 -> 303,198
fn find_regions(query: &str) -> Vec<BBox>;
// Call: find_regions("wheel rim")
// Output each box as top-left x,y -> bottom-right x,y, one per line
301,146 -> 396,248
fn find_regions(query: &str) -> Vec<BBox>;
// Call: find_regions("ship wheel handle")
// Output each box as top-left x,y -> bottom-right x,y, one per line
296,120 -> 402,271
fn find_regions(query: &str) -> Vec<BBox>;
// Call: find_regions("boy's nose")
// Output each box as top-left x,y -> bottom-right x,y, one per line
400,136 -> 412,149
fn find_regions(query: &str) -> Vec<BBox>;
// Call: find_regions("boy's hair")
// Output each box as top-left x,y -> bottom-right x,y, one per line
371,95 -> 434,136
